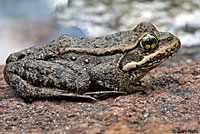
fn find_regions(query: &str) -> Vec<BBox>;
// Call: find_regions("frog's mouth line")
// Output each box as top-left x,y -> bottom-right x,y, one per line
122,40 -> 180,71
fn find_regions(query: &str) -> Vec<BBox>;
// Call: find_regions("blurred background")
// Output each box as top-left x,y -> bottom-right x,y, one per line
0,0 -> 200,64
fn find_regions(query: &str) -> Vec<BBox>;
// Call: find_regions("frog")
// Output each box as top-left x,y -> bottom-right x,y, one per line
3,22 -> 181,102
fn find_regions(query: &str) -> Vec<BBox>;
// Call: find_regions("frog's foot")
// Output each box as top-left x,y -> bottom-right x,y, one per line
127,81 -> 156,94
23,89 -> 97,102
147,82 -> 156,90
83,91 -> 127,100
19,86 -> 97,102
126,83 -> 146,94
137,81 -> 157,91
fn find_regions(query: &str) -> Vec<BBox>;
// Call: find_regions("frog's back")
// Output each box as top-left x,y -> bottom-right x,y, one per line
6,22 -> 158,62
55,30 -> 138,50
55,22 -> 158,53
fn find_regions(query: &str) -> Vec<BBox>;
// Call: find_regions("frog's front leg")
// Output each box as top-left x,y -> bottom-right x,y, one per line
89,63 -> 146,97
4,61 -> 96,102
88,63 -> 132,96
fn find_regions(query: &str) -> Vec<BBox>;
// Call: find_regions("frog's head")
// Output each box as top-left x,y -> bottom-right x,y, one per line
120,22 -> 181,78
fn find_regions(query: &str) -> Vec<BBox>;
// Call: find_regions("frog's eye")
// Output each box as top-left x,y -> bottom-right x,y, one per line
140,34 -> 158,50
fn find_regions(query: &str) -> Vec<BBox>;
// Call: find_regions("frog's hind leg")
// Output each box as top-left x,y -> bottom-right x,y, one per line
84,91 -> 127,100
5,72 -> 96,102
4,61 -> 96,102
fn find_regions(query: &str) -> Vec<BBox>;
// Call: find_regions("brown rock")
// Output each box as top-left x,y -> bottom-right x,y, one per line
0,62 -> 200,133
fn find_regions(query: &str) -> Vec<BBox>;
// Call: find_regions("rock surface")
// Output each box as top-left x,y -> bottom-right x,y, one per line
0,62 -> 200,134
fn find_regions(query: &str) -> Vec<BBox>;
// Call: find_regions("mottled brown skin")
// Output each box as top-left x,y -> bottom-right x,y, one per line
4,22 -> 181,101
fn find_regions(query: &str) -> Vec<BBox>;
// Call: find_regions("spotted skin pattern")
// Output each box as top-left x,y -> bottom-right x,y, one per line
4,22 -> 181,101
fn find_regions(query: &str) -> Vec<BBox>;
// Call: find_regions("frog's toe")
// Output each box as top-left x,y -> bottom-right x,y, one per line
59,93 -> 97,102
84,91 -> 127,100
22,93 -> 97,102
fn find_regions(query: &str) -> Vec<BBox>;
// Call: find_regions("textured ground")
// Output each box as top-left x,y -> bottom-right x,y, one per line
0,62 -> 200,134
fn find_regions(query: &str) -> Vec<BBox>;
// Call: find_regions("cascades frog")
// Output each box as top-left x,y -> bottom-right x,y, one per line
4,22 -> 181,101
